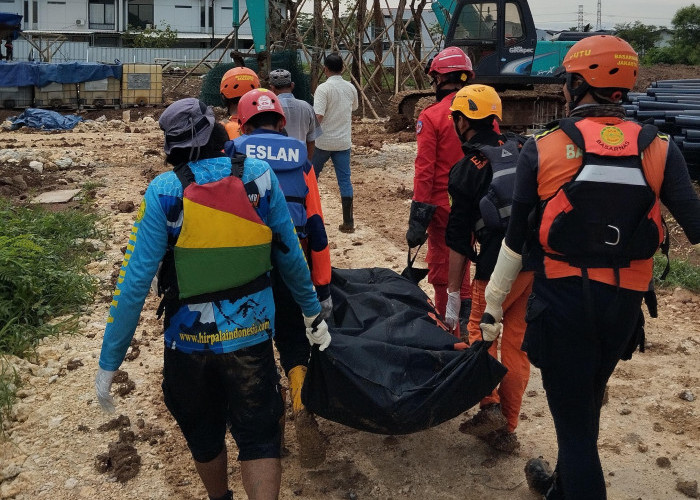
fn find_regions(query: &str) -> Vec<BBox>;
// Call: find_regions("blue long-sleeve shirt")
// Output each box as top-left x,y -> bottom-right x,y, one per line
99,156 -> 321,371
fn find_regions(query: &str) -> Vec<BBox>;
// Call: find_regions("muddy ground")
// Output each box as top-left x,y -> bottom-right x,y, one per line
0,68 -> 698,499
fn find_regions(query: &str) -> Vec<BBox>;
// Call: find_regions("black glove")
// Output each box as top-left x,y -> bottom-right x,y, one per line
406,200 -> 437,248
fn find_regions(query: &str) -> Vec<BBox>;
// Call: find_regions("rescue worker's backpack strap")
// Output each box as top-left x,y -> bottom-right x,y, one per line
557,118 -> 585,150
174,162 -> 196,189
637,123 -> 659,152
230,152 -> 246,178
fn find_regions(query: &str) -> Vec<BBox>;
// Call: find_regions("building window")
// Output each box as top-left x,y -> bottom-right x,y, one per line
128,0 -> 154,29
89,0 -> 116,30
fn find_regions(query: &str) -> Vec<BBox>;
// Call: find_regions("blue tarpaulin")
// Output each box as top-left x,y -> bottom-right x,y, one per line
0,62 -> 122,87
9,108 -> 83,130
0,13 -> 22,40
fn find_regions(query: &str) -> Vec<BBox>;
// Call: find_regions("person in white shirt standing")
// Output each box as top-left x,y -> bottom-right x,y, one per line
312,53 -> 359,233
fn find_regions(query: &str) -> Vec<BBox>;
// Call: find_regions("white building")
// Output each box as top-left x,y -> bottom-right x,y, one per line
378,7 -> 439,57
0,0 -> 256,47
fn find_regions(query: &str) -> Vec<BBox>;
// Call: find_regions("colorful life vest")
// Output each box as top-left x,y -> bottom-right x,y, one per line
233,132 -> 309,235
538,118 -> 664,271
474,136 -> 524,237
159,154 -> 273,312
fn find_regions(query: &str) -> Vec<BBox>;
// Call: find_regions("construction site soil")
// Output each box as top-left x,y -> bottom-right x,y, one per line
0,65 -> 698,500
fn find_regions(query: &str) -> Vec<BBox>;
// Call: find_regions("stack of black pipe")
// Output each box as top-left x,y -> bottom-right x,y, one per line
624,79 -> 700,179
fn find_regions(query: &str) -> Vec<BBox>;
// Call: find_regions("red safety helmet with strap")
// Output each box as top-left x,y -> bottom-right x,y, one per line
237,88 -> 286,128
428,46 -> 475,80
220,67 -> 260,100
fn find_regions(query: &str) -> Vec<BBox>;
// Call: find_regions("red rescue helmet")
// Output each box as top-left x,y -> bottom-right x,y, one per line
429,46 -> 475,80
220,67 -> 260,100
237,88 -> 286,128
561,35 -> 638,90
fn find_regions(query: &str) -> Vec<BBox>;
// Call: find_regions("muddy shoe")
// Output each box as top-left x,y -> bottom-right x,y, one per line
484,428 -> 520,453
525,456 -> 555,495
338,222 -> 355,233
295,409 -> 327,468
458,404 -> 508,438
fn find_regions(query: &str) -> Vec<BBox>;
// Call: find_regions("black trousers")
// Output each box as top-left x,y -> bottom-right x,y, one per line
523,275 -> 644,499
271,267 -> 311,375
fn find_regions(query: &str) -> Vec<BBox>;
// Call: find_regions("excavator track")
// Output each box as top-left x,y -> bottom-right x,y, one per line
386,90 -> 435,132
387,86 -> 565,133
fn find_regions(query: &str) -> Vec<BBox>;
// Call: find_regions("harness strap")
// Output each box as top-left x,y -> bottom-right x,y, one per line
285,195 -> 307,206
174,162 -> 196,187
638,124 -> 659,151
557,118 -> 585,149
230,153 -> 245,178
475,206 -> 512,232
157,272 -> 271,318
173,153 -> 246,190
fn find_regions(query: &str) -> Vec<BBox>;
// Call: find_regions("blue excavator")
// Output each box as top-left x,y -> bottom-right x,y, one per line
393,0 -> 606,128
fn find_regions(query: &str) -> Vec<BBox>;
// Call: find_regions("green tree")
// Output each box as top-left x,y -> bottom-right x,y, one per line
123,22 -> 178,48
670,4 -> 700,64
614,21 -> 661,57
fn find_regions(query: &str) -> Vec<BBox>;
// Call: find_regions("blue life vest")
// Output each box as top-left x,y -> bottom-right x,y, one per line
232,131 -> 309,235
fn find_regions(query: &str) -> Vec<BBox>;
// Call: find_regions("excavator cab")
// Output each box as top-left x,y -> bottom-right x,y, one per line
445,0 -> 560,86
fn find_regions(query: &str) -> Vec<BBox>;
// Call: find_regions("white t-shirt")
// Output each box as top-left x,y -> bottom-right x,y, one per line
313,75 -> 358,151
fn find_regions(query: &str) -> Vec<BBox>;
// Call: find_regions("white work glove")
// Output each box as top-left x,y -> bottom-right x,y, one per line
319,296 -> 333,321
479,316 -> 503,342
303,313 -> 331,351
481,240 -> 523,342
444,290 -> 461,332
95,368 -> 116,413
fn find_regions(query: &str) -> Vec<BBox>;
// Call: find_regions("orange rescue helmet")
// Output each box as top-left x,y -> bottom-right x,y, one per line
237,89 -> 286,128
220,67 -> 260,100
450,84 -> 502,121
561,35 -> 638,90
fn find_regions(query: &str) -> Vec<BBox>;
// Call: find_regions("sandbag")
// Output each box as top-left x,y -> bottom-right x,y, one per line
302,267 -> 506,435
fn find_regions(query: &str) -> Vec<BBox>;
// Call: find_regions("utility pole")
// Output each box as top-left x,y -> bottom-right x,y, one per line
211,0 -> 215,47
232,0 -> 239,51
577,4 -> 584,31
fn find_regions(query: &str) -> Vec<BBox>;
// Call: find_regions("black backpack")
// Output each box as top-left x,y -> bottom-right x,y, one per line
473,134 -> 527,237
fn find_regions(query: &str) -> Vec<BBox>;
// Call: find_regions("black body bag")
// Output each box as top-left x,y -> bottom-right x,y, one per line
302,267 -> 506,435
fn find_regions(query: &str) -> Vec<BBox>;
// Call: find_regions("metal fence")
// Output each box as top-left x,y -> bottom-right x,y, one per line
10,39 -> 231,65
9,39 -> 417,68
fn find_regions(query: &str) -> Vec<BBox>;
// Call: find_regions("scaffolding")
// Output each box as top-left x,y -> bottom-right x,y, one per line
276,0 -> 444,117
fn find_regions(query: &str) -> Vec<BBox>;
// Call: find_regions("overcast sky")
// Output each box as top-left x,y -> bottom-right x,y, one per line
528,0 -> 692,30
298,1 -> 693,32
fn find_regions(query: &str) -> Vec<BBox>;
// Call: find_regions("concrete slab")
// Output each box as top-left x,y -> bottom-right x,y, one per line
32,189 -> 81,204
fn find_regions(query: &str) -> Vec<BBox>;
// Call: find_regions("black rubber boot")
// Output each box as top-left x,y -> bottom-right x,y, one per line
339,196 -> 355,233
209,490 -> 233,500
525,457 -> 558,497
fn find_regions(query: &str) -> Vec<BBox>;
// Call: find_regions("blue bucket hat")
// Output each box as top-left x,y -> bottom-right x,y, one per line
159,98 -> 215,154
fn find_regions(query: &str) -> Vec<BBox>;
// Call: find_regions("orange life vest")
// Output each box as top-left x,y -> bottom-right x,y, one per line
534,117 -> 668,291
